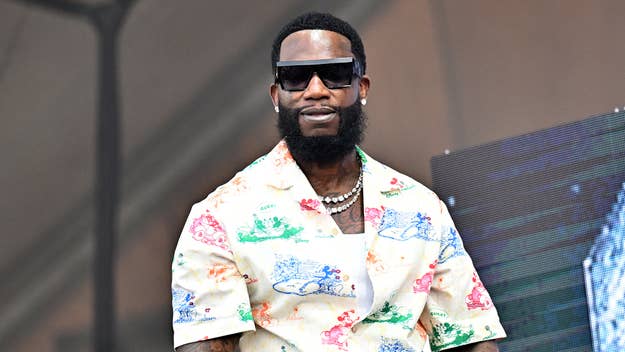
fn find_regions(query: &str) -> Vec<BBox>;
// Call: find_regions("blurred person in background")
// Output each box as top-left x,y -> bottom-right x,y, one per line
172,12 -> 505,352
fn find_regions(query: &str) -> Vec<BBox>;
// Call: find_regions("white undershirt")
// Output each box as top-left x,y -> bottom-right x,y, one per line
341,233 -> 374,318
341,235 -> 432,351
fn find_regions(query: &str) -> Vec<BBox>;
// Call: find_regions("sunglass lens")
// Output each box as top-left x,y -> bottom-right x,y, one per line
278,66 -> 311,91
319,62 -> 353,88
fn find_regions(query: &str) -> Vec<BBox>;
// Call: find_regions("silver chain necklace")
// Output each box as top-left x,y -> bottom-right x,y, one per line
318,166 -> 363,215
325,185 -> 362,214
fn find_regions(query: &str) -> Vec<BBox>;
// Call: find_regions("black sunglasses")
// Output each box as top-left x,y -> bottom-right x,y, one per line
274,57 -> 363,92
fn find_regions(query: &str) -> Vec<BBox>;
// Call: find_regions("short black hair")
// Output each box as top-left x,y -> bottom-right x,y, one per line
271,12 -> 366,74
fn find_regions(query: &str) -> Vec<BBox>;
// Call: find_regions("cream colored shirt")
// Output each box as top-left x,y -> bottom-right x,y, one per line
172,141 -> 506,351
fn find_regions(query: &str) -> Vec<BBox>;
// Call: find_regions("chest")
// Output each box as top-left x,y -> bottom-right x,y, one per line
329,195 -> 364,234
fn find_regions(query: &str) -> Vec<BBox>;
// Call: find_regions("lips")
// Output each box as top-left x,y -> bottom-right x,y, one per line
300,106 -> 337,123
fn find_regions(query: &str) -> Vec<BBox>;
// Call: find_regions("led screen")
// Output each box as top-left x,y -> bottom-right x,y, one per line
431,111 -> 625,351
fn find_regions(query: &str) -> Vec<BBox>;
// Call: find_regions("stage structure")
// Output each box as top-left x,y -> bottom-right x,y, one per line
8,1 -> 136,351
431,110 -> 625,351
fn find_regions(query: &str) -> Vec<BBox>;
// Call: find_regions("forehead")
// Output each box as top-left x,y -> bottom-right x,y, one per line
279,30 -> 353,61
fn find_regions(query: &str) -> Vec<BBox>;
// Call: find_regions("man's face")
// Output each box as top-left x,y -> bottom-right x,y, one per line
270,30 -> 370,163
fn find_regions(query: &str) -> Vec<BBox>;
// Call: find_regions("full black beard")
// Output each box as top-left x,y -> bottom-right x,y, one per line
277,100 -> 366,164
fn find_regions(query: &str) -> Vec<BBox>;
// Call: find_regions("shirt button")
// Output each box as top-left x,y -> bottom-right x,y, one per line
351,326 -> 357,333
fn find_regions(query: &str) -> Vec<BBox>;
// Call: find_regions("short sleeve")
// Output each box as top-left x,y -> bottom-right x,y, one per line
421,201 -> 506,351
171,203 -> 255,349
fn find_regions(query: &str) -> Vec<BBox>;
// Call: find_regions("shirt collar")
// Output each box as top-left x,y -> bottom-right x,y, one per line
262,140 -> 301,190
262,140 -> 411,195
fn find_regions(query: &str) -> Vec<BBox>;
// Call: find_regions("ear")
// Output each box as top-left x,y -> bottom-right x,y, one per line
358,74 -> 370,100
270,83 -> 279,108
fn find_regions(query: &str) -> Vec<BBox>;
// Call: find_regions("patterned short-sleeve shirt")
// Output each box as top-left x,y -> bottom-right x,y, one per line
172,141 -> 506,351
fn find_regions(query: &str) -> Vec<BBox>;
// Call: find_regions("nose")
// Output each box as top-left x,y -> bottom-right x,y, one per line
302,73 -> 330,99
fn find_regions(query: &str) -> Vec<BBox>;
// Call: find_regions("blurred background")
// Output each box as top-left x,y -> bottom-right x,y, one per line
1,0 -> 625,351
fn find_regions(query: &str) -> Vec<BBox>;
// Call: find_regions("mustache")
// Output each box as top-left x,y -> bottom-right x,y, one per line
289,104 -> 340,116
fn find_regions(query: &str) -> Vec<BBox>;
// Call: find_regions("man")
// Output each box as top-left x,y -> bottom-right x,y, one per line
172,12 -> 506,352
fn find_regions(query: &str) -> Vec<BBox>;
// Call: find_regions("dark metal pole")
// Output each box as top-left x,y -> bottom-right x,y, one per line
90,2 -> 133,350
92,5 -> 121,351
10,1 -> 134,351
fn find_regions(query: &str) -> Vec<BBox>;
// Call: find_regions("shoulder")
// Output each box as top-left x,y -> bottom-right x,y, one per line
361,148 -> 440,204
197,155 -> 268,210
195,141 -> 290,212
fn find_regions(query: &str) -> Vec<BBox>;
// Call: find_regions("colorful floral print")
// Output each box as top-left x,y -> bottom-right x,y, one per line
438,227 -> 467,264
430,321 -> 475,351
378,337 -> 416,352
272,255 -> 354,297
252,301 -> 273,327
363,301 -> 413,327
364,206 -> 385,227
172,287 -> 215,323
207,263 -> 239,282
465,272 -> 493,310
413,260 -> 438,294
378,209 -> 435,241
237,303 -> 253,322
189,210 -> 231,252
321,310 -> 359,351
171,141 -> 506,350
237,213 -> 304,242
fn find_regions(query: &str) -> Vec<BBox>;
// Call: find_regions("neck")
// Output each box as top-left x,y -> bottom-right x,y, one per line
296,149 -> 361,196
